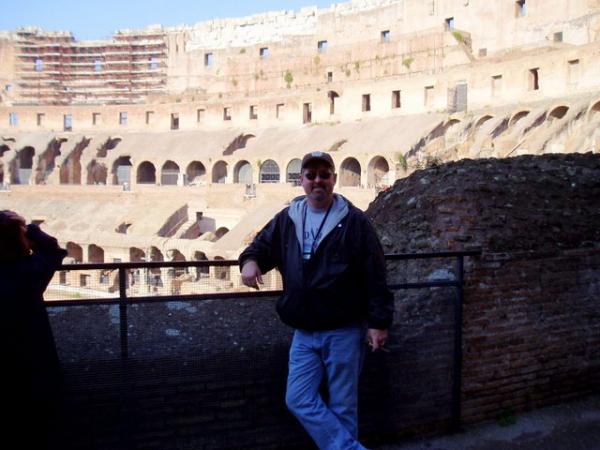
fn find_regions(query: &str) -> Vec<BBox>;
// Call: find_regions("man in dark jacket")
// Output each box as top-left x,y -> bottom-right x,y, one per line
239,151 -> 393,450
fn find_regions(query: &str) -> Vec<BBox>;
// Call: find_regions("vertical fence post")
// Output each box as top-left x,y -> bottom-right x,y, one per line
118,267 -> 129,360
451,255 -> 464,432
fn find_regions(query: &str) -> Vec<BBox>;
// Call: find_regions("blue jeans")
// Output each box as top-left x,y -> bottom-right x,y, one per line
285,325 -> 367,450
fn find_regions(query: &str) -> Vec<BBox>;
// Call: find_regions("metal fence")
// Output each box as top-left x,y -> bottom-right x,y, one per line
50,250 -> 480,432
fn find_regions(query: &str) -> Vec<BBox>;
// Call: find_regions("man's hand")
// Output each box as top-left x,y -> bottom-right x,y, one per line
367,328 -> 388,352
241,260 -> 263,290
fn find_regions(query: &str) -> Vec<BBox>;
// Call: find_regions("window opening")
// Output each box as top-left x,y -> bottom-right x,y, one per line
392,90 -> 401,109
362,94 -> 371,112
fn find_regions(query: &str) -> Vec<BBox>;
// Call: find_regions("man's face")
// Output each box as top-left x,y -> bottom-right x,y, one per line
300,161 -> 337,206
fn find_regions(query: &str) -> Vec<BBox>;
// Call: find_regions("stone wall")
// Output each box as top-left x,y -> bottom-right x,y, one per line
368,152 -> 600,424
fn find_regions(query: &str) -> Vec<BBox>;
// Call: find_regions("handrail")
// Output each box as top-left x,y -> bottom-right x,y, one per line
50,249 -> 481,433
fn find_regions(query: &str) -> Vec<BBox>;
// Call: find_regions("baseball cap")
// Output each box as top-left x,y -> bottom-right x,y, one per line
301,151 -> 335,171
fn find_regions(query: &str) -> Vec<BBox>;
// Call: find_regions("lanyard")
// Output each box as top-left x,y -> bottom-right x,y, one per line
302,201 -> 333,258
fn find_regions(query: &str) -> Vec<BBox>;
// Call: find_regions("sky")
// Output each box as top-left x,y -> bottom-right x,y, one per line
0,0 -> 339,41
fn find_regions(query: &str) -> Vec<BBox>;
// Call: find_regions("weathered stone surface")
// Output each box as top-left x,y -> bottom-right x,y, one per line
368,153 -> 600,254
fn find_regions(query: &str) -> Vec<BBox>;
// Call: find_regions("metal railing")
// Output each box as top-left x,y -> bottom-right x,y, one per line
52,249 -> 481,431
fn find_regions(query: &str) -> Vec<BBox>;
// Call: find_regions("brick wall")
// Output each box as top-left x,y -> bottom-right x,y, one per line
369,152 -> 600,426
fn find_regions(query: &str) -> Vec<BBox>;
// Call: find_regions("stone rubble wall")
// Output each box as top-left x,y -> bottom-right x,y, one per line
368,152 -> 600,424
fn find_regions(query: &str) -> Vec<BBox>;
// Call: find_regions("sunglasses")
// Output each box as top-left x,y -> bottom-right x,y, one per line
303,171 -> 333,180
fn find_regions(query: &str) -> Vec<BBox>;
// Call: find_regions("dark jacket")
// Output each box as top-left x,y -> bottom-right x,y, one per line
239,195 -> 393,331
1,224 -> 66,394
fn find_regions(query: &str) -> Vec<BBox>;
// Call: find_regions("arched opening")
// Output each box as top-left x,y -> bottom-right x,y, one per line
509,111 -> 530,128
168,249 -> 186,262
88,244 -> 104,263
168,249 -> 186,278
339,157 -> 361,187
213,227 -> 229,242
150,246 -> 163,262
223,134 -> 255,156
87,160 -> 107,185
588,100 -> 600,124
112,156 -> 132,185
286,159 -> 302,186
148,246 -> 164,287
193,251 -> 209,278
474,115 -> 494,132
213,256 -> 230,281
328,91 -> 340,115
212,160 -> 228,184
161,160 -> 180,185
66,242 -> 83,263
234,160 -> 253,184
130,247 -> 145,262
0,144 -> 10,158
97,137 -> 121,158
444,119 -> 460,133
186,161 -> 206,185
137,161 -> 156,184
59,138 -> 89,185
35,138 -> 63,184
12,146 -> 35,184
259,159 -> 280,183
367,156 -> 390,188
548,106 -> 569,121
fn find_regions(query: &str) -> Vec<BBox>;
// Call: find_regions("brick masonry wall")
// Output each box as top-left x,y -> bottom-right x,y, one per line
368,152 -> 600,425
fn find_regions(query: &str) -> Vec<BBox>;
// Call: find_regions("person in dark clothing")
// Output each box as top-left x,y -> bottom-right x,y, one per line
0,210 -> 67,449
239,152 -> 394,450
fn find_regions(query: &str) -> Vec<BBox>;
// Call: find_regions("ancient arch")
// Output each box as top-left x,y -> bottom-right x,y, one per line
367,156 -> 390,188
474,115 -> 494,132
112,156 -> 132,185
193,250 -> 209,277
149,246 -> 164,262
97,137 -> 121,158
213,255 -> 230,281
186,161 -> 206,185
161,160 -> 180,185
130,247 -> 146,262
137,161 -> 156,184
35,138 -> 64,184
212,160 -> 228,183
223,134 -> 255,155
214,227 -> 229,241
168,249 -> 186,261
259,159 -> 280,183
328,90 -> 340,115
584,99 -> 600,122
148,246 -> 164,285
87,159 -> 108,185
443,118 -> 461,132
548,105 -> 569,121
59,138 -> 89,185
286,158 -> 302,185
339,157 -> 361,187
66,242 -> 83,262
11,146 -> 35,184
509,110 -> 530,128
88,244 -> 105,263
233,160 -> 252,184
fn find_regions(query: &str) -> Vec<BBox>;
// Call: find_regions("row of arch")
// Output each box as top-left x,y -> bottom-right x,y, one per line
5,151 -> 393,188
64,242 -> 236,283
67,241 -> 214,265
444,101 -> 600,136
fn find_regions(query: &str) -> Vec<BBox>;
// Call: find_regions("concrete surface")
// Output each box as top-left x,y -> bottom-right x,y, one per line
378,394 -> 600,450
